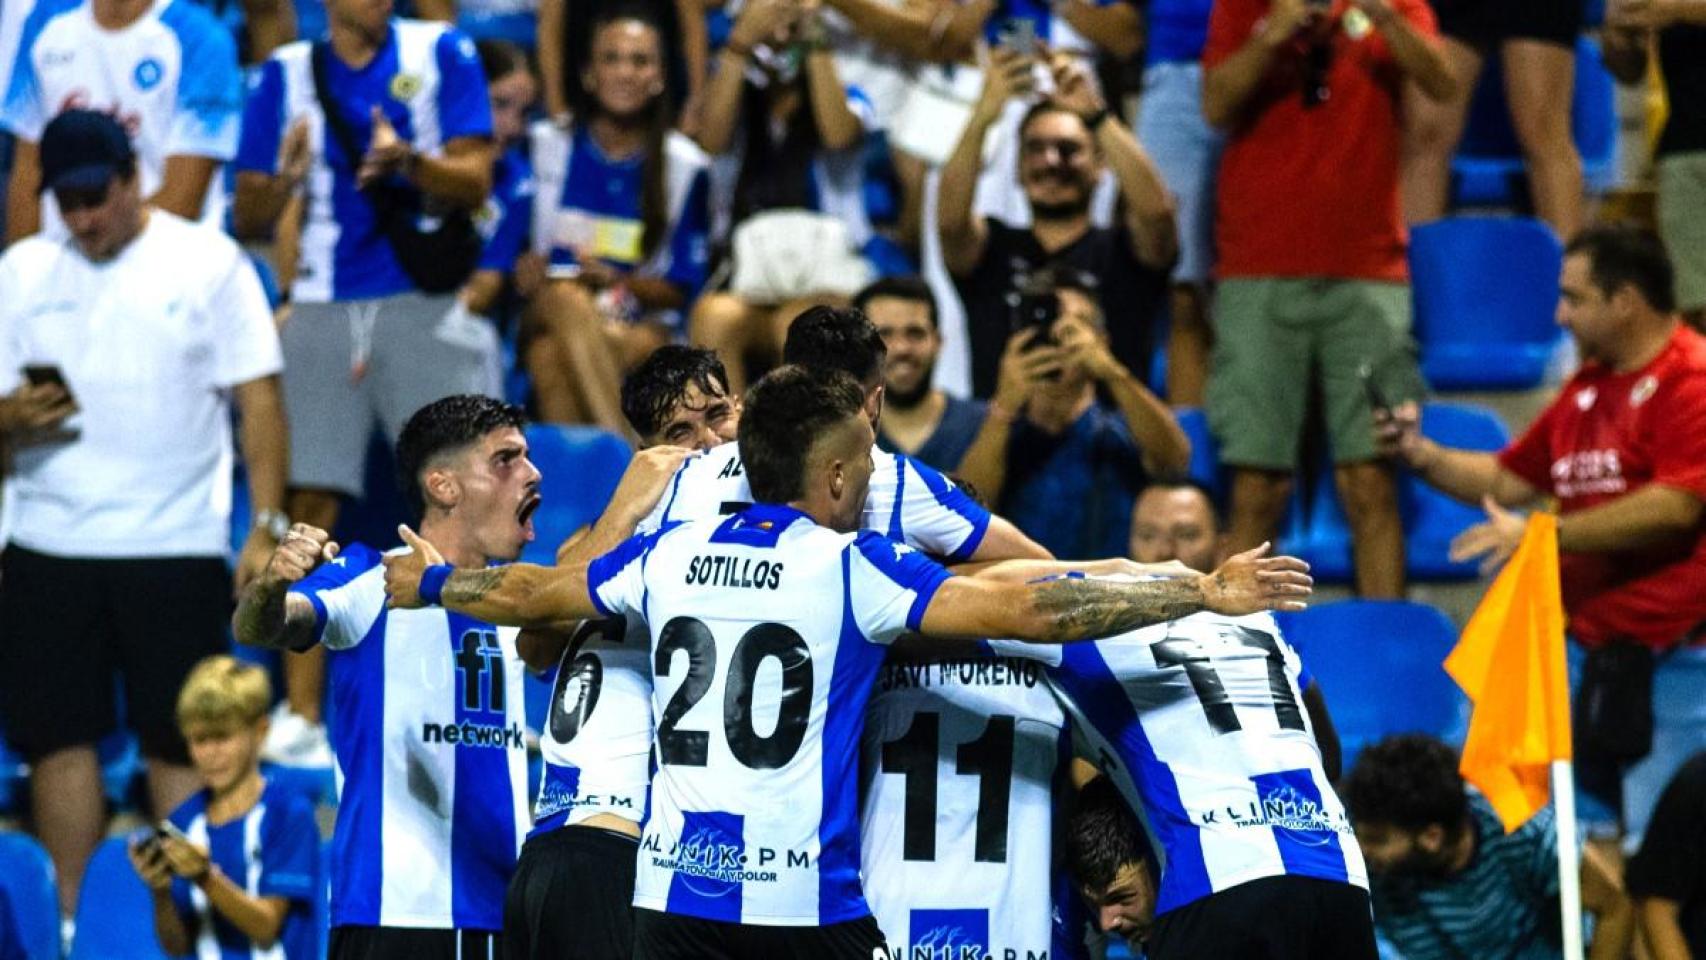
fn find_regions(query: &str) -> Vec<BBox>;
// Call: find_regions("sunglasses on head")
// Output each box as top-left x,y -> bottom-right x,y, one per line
53,180 -> 112,213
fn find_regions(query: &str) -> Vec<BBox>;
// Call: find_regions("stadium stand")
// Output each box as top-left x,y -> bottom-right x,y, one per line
0,833 -> 58,960
1411,217 -> 1565,390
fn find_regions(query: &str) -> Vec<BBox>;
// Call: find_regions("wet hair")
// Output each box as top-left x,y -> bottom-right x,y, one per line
621,344 -> 733,442
782,305 -> 888,386
738,365 -> 866,503
1566,224 -> 1676,313
1340,734 -> 1469,833
395,395 -> 527,520
1066,776 -> 1151,895
853,275 -> 939,332
475,38 -> 530,84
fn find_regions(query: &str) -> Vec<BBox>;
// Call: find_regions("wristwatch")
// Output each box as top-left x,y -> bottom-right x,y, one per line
254,508 -> 290,542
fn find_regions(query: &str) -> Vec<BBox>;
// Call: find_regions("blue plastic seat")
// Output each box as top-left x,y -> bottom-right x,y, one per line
1411,217 -> 1564,390
0,739 -> 23,815
0,832 -> 60,960
69,838 -> 172,960
520,425 -> 634,565
1276,600 -> 1467,772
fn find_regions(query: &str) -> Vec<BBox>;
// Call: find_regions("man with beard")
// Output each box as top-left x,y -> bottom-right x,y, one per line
859,277 -> 987,472
1343,734 -> 1633,960
938,49 -> 1176,400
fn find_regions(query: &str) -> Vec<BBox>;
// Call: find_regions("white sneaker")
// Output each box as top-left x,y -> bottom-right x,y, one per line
262,704 -> 333,769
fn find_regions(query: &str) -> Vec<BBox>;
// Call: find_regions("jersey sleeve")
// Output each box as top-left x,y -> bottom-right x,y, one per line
1648,373 -> 1706,499
257,792 -> 321,904
891,455 -> 991,562
208,247 -> 284,387
1202,0 -> 1262,69
234,59 -> 286,175
163,2 -> 243,160
588,524 -> 677,618
662,167 -> 711,297
844,85 -> 874,134
847,531 -> 953,644
477,155 -> 532,274
287,544 -> 385,650
0,6 -> 51,139
433,28 -> 493,143
1496,400 -> 1561,493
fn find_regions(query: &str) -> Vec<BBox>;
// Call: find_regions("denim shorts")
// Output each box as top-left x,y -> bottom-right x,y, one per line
1135,61 -> 1224,287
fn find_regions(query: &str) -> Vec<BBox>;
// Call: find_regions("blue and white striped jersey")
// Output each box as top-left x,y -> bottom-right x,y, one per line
534,442 -> 994,839
166,779 -> 321,960
860,655 -> 1069,960
234,20 -> 493,303
992,606 -> 1366,916
289,543 -> 529,931
587,504 -> 953,926
1,0 -> 241,229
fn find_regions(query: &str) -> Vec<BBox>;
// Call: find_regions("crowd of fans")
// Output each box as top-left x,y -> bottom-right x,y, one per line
2,0 -> 1706,955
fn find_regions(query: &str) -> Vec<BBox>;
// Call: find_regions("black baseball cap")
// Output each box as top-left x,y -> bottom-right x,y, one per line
38,109 -> 135,194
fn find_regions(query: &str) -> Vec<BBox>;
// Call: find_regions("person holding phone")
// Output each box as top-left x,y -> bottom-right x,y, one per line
0,110 -> 287,921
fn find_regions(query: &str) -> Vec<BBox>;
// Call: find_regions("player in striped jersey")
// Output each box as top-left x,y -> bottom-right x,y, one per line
383,366 -> 1315,959
234,396 -> 545,960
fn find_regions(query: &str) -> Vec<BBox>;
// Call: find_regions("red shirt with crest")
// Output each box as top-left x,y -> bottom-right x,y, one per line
1498,325 -> 1706,649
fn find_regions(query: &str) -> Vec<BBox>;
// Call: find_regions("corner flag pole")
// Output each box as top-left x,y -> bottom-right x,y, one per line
1553,758 -> 1584,960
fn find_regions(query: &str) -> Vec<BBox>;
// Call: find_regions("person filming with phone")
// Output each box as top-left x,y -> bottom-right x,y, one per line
957,267 -> 1190,558
0,110 -> 288,922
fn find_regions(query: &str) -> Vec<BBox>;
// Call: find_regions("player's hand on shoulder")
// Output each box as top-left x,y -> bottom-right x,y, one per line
1200,542 -> 1312,615
268,523 -> 339,586
611,444 -> 697,514
383,525 -> 443,609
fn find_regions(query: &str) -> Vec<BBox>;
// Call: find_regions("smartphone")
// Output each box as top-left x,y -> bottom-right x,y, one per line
23,364 -> 71,398
1360,363 -> 1391,415
155,820 -> 190,844
1010,291 -> 1059,350
997,16 -> 1036,54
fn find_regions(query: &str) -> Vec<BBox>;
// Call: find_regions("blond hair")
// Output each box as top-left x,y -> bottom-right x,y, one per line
176,655 -> 272,731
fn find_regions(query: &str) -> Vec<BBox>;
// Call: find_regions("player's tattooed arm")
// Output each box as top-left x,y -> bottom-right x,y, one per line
1027,575 -> 1207,640
384,528 -> 602,626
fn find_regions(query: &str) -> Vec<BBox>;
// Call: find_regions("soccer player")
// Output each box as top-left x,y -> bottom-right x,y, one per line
233,396 -> 549,960
384,366 -> 1314,959
1065,775 -> 1158,954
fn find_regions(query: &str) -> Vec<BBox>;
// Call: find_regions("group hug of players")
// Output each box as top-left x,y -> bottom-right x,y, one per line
240,305 -> 1370,960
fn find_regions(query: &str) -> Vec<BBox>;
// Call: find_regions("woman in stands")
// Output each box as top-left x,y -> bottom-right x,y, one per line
525,7 -> 713,436
686,0 -> 878,394
461,40 -> 541,330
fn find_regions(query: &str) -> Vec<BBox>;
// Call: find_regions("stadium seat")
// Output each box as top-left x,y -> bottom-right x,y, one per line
1411,217 -> 1564,390
520,424 -> 634,565
0,832 -> 60,960
0,738 -> 23,815
1276,600 -> 1467,772
1172,408 -> 1223,501
69,837 -> 172,960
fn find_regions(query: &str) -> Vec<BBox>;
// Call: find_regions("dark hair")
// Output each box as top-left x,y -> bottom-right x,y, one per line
738,365 -> 867,503
1137,478 -> 1223,528
1017,100 -> 1092,145
1340,734 -> 1468,833
732,68 -> 821,224
853,276 -> 939,331
1566,224 -> 1676,313
475,38 -> 530,84
782,305 -> 888,386
585,8 -> 672,261
1066,776 -> 1150,895
620,344 -> 733,441
395,395 -> 527,520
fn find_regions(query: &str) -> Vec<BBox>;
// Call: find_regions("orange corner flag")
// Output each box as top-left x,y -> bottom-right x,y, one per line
1444,513 -> 1571,833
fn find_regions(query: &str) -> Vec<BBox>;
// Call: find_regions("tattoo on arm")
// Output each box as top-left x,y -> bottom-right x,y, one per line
442,568 -> 508,607
1030,576 -> 1204,642
235,581 -> 317,650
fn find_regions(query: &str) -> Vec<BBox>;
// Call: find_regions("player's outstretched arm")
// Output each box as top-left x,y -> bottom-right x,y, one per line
233,524 -> 340,650
383,526 -> 601,627
921,543 -> 1312,643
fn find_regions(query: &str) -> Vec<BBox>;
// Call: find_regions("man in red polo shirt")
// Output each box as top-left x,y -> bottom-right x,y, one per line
1380,225 -> 1706,850
1202,0 -> 1454,599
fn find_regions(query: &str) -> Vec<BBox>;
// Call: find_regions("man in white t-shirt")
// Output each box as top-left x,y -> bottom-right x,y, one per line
0,109 -> 287,918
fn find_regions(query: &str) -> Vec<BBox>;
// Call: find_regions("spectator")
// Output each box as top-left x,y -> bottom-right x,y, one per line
1065,775 -> 1157,955
1133,0 -> 1221,405
1399,0 -> 1583,237
1626,752 -> 1706,960
619,343 -> 742,449
1377,225 -> 1706,850
957,274 -> 1190,559
233,0 -> 500,767
2,0 -> 242,242
1604,0 -> 1706,331
1128,479 -> 1228,580
537,0 -> 706,124
128,656 -> 321,960
859,276 -> 987,472
0,110 -> 287,917
689,0 -> 880,394
527,7 -> 712,434
939,48 -> 1175,400
459,38 -> 540,330
1202,0 -> 1453,600
1342,734 -> 1634,960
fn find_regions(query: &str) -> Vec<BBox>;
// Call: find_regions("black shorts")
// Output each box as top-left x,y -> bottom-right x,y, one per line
0,546 -> 231,764
1429,0 -> 1581,49
503,826 -> 638,960
1146,876 -> 1378,960
633,909 -> 888,960
330,927 -> 503,960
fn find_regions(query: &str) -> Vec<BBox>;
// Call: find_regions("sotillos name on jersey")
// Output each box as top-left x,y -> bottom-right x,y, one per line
421,720 -> 527,749
879,657 -> 1043,692
684,555 -> 784,590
